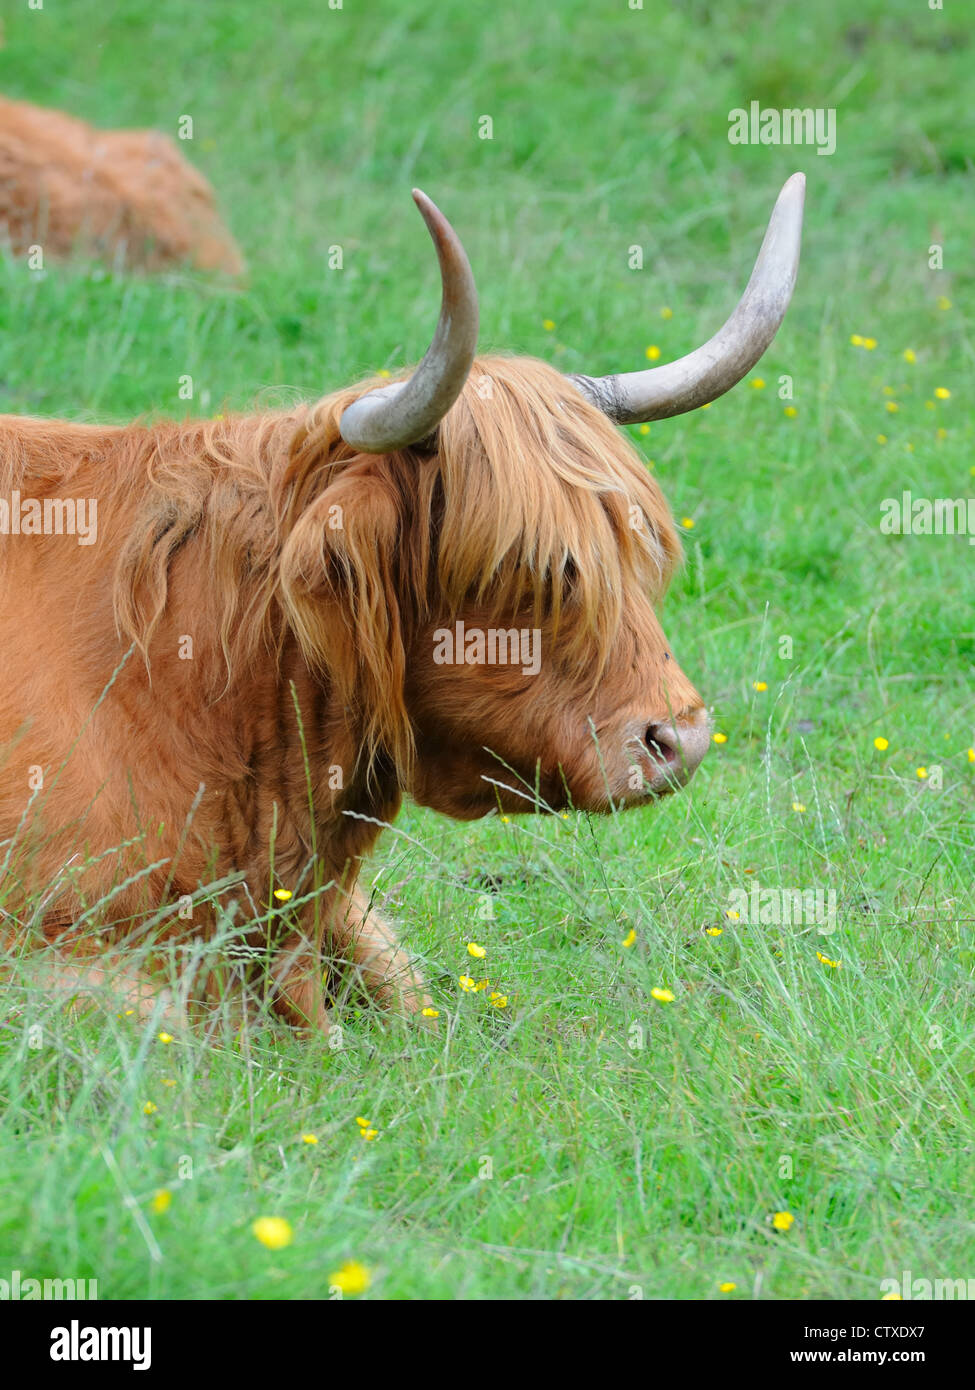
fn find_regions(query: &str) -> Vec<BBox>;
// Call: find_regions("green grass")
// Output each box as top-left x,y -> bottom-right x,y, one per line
1,0 -> 972,1300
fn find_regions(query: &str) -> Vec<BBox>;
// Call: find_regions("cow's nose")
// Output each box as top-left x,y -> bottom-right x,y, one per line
644,712 -> 710,787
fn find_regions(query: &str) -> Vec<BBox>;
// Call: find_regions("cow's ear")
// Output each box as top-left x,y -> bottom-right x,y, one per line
279,464 -> 411,771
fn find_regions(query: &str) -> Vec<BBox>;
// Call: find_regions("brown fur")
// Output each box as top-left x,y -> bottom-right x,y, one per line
0,355 -> 705,1030
0,95 -> 243,273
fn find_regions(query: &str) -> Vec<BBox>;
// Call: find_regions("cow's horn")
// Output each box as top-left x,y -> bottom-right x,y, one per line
569,172 -> 805,423
339,190 -> 479,452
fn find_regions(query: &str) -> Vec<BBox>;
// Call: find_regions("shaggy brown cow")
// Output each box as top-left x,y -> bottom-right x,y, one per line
0,95 -> 243,273
0,177 -> 804,1032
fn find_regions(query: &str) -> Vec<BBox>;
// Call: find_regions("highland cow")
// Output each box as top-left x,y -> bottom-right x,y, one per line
0,177 -> 804,1031
0,95 -> 243,273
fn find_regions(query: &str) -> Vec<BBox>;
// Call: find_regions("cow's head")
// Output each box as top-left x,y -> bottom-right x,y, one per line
282,182 -> 803,817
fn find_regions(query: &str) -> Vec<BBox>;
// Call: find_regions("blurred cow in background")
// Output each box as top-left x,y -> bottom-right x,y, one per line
0,95 -> 243,273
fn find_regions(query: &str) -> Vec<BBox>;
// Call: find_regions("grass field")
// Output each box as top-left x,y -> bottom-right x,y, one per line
0,0 -> 972,1300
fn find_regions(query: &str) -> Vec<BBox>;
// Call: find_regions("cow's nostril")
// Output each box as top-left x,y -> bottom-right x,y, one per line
645,722 -> 678,758
644,718 -> 710,778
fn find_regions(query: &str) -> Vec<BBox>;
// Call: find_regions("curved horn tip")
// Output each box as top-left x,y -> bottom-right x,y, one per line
778,171 -> 806,210
570,175 -> 807,426
338,187 -> 479,453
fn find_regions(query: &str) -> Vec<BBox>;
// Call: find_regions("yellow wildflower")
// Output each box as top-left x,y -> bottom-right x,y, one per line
328,1260 -> 371,1295
253,1216 -> 293,1250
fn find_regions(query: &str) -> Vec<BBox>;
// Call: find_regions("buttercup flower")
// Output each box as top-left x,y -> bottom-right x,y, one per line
622,928 -> 636,948
301,1134 -> 318,1145
753,680 -> 767,691
151,1190 -> 172,1214
467,941 -> 486,959
253,1216 -> 293,1250
874,736 -> 889,750
934,386 -> 951,399
273,888 -> 293,902
772,1211 -> 795,1232
459,975 -> 477,992
328,1260 -> 371,1295
713,732 -> 727,745
817,952 -> 840,968
651,987 -> 675,1003
421,1007 -> 440,1018
705,927 -> 723,937
645,345 -> 661,360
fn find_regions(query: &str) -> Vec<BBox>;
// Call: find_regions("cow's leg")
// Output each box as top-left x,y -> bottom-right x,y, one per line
31,952 -> 186,1029
330,885 -> 432,1016
266,910 -> 333,1035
